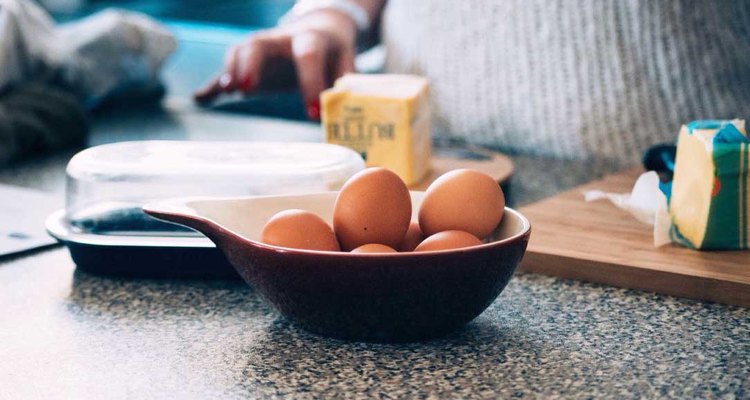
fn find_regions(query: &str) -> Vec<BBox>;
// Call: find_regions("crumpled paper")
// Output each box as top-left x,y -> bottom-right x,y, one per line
0,0 -> 57,90
0,0 -> 176,105
583,171 -> 673,247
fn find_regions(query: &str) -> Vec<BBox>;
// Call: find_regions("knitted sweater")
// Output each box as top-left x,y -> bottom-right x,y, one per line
381,0 -> 750,165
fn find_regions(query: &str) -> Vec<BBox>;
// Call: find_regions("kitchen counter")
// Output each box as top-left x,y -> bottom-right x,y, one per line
1,23 -> 749,399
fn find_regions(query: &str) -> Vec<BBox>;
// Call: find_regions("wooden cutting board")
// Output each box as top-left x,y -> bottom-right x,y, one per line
519,168 -> 750,307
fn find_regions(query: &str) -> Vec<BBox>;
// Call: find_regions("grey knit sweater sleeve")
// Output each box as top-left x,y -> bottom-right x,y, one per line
381,0 -> 750,165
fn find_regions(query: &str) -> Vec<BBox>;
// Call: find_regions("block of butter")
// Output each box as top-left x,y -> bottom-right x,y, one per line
321,74 -> 431,186
670,119 -> 750,249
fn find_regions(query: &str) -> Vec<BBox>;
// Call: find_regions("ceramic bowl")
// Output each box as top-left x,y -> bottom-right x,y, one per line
143,192 -> 531,342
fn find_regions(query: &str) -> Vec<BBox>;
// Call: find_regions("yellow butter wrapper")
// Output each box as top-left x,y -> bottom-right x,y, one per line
321,74 -> 431,186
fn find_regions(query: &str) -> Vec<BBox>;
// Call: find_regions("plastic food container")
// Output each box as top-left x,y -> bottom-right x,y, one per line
46,141 -> 365,278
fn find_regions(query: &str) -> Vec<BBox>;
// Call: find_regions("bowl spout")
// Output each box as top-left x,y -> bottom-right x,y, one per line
142,198 -> 244,251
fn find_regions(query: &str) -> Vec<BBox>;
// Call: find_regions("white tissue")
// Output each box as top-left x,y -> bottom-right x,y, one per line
583,171 -> 673,247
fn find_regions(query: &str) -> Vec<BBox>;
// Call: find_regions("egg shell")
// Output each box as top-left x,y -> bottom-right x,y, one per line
261,209 -> 340,251
351,243 -> 398,253
333,167 -> 412,251
418,169 -> 505,239
399,220 -> 425,252
414,230 -> 483,252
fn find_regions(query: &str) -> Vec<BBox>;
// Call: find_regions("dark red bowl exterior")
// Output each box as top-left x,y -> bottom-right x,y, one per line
145,202 -> 530,343
219,232 -> 528,342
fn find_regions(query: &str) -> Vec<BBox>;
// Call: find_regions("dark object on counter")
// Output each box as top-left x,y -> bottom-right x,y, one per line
0,83 -> 88,165
642,143 -> 676,182
207,90 -> 307,121
46,209 -> 240,279
64,240 -> 235,280
144,193 -> 531,342
86,82 -> 167,112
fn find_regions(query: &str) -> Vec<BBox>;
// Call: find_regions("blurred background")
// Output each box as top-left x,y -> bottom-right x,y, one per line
47,0 -> 293,27
45,0 -> 303,116
49,0 -> 294,29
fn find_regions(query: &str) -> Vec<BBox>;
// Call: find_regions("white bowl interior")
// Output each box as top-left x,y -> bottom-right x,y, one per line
172,192 -> 528,244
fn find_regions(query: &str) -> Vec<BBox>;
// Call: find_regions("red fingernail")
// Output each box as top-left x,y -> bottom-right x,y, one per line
240,75 -> 254,92
306,101 -> 320,120
219,73 -> 233,90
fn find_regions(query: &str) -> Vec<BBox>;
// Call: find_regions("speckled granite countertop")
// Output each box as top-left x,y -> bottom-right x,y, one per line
2,247 -> 749,399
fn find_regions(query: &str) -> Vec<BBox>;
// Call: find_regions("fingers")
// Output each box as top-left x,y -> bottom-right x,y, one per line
235,45 -> 261,92
193,33 -> 294,104
335,47 -> 356,79
235,35 -> 290,92
193,76 -> 223,104
292,31 -> 330,120
193,27 -> 352,116
192,45 -> 241,104
222,45 -> 241,91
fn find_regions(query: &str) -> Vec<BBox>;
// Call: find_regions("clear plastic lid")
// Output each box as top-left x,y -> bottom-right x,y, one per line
65,141 -> 365,237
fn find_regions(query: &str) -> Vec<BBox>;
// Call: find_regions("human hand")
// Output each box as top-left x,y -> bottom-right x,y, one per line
193,9 -> 357,120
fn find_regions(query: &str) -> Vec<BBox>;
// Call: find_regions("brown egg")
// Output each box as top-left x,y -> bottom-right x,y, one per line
333,167 -> 412,251
351,243 -> 398,253
414,230 -> 483,252
399,220 -> 425,252
261,209 -> 340,251
418,169 -> 505,239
